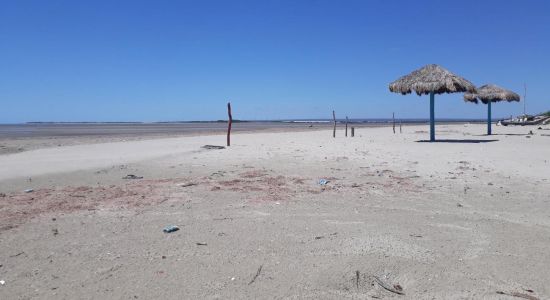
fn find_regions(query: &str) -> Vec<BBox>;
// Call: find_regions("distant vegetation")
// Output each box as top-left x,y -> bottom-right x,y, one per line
542,111 -> 550,117
27,122 -> 143,124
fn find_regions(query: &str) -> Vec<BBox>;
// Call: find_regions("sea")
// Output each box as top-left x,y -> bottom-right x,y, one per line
0,119 -> 485,139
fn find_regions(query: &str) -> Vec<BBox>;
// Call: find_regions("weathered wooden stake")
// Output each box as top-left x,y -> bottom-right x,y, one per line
392,112 -> 395,134
227,102 -> 232,146
346,116 -> 348,137
332,110 -> 336,138
351,127 -> 355,137
399,120 -> 402,133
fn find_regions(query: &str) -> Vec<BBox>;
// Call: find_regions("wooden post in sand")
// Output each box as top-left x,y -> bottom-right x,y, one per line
227,102 -> 232,146
392,112 -> 395,134
351,127 -> 355,137
345,116 -> 349,137
332,110 -> 336,138
399,120 -> 402,133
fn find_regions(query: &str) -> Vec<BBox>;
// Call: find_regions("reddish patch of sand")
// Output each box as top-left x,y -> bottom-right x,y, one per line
0,179 -> 181,232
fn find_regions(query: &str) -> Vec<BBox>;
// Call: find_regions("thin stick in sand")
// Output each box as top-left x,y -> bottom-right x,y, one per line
227,102 -> 232,147
346,116 -> 348,137
248,265 -> 263,285
497,290 -> 539,300
393,112 -> 396,134
332,110 -> 336,138
373,275 -> 405,295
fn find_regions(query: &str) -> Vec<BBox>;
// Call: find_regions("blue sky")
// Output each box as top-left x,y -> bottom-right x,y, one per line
1,0 -> 549,123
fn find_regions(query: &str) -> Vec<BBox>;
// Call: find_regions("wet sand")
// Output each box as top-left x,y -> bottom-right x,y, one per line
0,122 -> 332,155
0,122 -> 333,139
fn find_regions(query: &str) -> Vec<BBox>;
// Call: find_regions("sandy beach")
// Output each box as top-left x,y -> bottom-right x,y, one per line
1,124 -> 549,299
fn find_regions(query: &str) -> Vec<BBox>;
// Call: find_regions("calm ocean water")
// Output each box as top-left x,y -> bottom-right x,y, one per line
0,119 -> 485,139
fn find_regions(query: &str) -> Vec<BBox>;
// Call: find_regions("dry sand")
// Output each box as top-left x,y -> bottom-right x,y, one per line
1,124 -> 549,299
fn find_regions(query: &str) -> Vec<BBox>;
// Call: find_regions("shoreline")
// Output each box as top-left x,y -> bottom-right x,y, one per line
0,121 -> 488,155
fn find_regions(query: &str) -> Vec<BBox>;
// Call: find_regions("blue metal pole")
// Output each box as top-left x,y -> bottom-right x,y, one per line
487,100 -> 492,135
430,92 -> 435,142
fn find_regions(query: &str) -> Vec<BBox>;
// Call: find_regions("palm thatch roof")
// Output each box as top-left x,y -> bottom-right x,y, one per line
464,84 -> 520,104
389,64 -> 476,96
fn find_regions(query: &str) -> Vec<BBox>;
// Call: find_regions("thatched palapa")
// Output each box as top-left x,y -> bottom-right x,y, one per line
388,64 -> 475,142
389,64 -> 476,96
463,84 -> 520,135
463,84 -> 520,104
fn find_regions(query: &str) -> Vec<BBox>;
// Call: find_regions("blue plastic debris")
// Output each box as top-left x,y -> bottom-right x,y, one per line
318,179 -> 329,185
163,225 -> 179,233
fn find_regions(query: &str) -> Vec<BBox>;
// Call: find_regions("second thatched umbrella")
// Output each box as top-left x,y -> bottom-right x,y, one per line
464,84 -> 520,135
389,64 -> 476,142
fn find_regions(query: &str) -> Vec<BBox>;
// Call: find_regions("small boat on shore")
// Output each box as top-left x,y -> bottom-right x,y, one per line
499,113 -> 550,126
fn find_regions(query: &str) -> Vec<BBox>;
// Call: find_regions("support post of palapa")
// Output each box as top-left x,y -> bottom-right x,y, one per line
332,110 -> 336,138
429,91 -> 435,142
227,102 -> 232,147
487,100 -> 492,135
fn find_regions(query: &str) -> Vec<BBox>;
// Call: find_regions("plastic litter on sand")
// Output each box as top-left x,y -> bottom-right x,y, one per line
318,179 -> 329,185
163,225 -> 179,233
